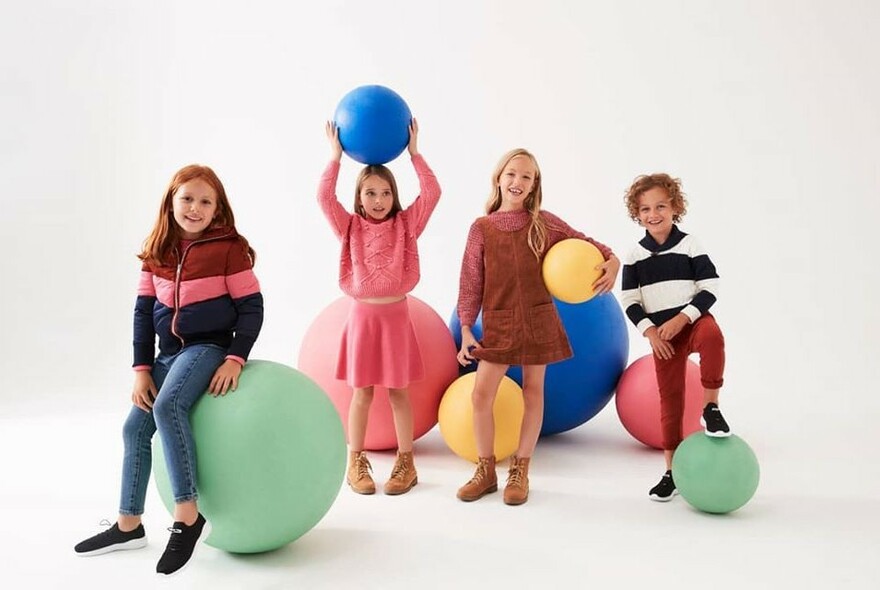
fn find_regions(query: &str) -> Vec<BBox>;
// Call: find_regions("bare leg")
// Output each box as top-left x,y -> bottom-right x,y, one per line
704,388 -> 720,406
117,514 -> 142,532
388,387 -> 413,452
472,361 -> 509,458
515,365 -> 547,458
348,386 -> 375,451
173,500 -> 198,526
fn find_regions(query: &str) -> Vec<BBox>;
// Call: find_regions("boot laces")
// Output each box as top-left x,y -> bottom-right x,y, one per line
468,458 -> 491,485
390,455 -> 411,481
354,453 -> 372,480
507,462 -> 526,488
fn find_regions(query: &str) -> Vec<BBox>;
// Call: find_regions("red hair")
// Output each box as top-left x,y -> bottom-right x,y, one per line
138,164 -> 254,266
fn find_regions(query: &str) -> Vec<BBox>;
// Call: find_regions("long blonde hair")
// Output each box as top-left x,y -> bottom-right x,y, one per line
485,148 -> 546,258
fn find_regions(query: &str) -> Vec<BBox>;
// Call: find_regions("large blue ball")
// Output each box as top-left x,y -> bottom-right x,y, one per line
449,294 -> 629,435
333,85 -> 411,165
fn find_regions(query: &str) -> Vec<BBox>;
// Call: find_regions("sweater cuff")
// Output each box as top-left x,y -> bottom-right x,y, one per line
681,305 -> 702,323
636,319 -> 655,335
225,355 -> 246,367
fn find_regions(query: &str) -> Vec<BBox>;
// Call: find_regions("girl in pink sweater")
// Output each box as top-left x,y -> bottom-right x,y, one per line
318,119 -> 440,496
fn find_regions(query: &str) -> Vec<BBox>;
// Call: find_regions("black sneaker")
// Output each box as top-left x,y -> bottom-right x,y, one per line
74,520 -> 147,556
156,513 -> 211,576
701,402 -> 731,437
649,470 -> 679,502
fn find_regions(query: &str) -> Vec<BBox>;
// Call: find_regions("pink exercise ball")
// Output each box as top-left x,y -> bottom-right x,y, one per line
298,295 -> 458,450
615,354 -> 705,449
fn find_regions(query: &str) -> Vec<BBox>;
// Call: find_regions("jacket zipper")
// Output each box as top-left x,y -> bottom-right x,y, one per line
169,231 -> 233,347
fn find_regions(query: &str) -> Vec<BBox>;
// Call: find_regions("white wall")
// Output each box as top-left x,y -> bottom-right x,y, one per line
2,0 -> 877,436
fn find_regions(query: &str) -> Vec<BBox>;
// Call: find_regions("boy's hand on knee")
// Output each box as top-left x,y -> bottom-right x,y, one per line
645,327 -> 675,360
657,313 -> 689,340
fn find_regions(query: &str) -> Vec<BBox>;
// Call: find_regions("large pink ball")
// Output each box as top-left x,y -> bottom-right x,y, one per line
615,354 -> 705,449
298,296 -> 458,450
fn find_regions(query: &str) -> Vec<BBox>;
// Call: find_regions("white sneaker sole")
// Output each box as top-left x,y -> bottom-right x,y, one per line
649,489 -> 679,502
76,535 -> 148,556
700,417 -> 732,438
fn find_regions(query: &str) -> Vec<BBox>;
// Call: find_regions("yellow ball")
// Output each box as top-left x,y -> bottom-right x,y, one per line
542,238 -> 605,303
438,373 -> 524,463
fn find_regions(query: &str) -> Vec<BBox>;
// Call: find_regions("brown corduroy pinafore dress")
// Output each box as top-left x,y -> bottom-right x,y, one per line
472,217 -> 572,366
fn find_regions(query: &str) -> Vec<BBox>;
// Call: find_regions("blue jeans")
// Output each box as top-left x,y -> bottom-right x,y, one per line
119,344 -> 226,515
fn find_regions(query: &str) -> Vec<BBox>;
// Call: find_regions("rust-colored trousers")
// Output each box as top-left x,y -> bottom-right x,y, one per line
654,314 -> 725,450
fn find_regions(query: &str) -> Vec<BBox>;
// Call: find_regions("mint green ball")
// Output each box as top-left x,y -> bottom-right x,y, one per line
672,433 -> 760,514
153,360 -> 346,553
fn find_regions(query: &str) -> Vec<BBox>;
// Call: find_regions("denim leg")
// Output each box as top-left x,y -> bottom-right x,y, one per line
151,344 -> 226,504
119,357 -> 171,515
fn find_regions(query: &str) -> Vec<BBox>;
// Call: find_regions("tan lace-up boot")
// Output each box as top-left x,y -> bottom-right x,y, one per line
503,456 -> 530,505
347,450 -> 376,495
383,450 -> 418,495
456,456 -> 498,502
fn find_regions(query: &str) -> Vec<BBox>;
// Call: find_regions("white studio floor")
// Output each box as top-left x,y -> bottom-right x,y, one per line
3,392 -> 877,590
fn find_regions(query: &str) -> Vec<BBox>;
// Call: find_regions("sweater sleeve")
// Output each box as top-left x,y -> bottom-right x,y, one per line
224,239 -> 264,361
317,160 -> 353,241
541,211 -> 614,260
402,154 -> 441,238
457,220 -> 485,327
681,235 -> 720,322
132,264 -> 157,367
619,246 -> 654,334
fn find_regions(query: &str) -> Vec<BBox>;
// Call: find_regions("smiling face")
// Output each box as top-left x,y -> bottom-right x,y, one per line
172,178 -> 218,239
496,154 -> 537,211
358,175 -> 395,220
637,187 -> 679,244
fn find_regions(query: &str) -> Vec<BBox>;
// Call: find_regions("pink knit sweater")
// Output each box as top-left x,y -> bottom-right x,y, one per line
318,155 -> 441,299
457,209 -> 613,326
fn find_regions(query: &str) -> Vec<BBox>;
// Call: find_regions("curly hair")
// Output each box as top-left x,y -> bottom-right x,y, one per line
624,173 -> 688,223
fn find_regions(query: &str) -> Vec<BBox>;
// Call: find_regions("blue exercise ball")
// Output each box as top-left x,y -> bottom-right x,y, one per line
333,85 -> 411,165
449,294 -> 629,435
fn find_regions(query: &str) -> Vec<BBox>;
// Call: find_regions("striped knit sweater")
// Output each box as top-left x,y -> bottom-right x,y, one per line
620,225 -> 719,334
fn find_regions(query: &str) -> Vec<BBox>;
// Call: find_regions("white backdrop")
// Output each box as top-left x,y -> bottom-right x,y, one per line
1,1 -> 878,585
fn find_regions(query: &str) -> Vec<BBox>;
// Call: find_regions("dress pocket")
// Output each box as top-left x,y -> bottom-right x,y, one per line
481,309 -> 514,349
529,302 -> 560,344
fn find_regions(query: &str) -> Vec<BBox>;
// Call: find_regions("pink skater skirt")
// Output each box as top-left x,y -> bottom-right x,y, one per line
336,298 -> 425,389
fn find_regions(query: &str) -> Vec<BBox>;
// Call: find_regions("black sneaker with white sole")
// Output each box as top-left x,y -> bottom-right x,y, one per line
156,513 -> 211,576
701,402 -> 731,437
74,520 -> 148,556
649,470 -> 679,502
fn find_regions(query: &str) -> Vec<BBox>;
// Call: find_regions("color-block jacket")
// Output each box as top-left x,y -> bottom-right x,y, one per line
133,226 -> 264,368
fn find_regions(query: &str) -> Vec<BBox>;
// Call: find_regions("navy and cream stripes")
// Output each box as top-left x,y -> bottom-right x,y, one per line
620,225 -> 719,333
